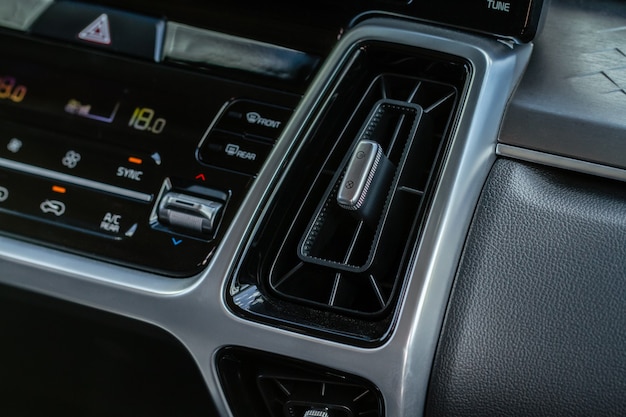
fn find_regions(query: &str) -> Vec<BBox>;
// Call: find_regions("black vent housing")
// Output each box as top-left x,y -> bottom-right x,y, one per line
229,42 -> 469,344
217,347 -> 383,417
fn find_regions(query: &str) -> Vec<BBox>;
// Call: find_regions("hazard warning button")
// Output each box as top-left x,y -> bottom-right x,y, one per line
30,2 -> 164,61
78,14 -> 112,45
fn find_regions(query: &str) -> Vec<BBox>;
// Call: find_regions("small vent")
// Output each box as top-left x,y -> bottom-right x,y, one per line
267,73 -> 456,316
230,42 -> 469,342
217,348 -> 384,417
258,376 -> 380,417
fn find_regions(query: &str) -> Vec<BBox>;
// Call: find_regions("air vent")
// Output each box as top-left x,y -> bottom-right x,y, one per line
298,100 -> 428,272
267,74 -> 456,316
217,348 -> 384,417
229,42 -> 469,343
258,375 -> 380,417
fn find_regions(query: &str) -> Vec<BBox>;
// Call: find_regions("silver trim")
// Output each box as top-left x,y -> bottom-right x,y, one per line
496,144 -> 626,183
0,0 -> 52,31
0,157 -> 153,202
337,140 -> 385,210
164,22 -> 318,81
0,19 -> 533,417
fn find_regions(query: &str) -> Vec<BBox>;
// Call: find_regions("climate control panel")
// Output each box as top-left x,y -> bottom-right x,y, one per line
0,34 -> 298,276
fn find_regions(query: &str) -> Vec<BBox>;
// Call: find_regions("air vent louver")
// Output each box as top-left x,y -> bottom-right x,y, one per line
229,42 -> 469,343
258,376 -> 380,417
217,348 -> 384,417
267,74 -> 456,316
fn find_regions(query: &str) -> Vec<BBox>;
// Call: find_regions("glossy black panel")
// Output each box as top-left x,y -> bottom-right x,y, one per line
79,0 -> 545,46
0,284 -> 218,416
0,33 -> 299,276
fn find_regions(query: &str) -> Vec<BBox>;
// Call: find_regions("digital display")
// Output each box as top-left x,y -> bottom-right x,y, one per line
0,76 -> 27,103
0,61 -> 212,151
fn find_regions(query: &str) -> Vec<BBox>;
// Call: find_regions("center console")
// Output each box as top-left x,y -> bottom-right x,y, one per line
0,0 -> 545,416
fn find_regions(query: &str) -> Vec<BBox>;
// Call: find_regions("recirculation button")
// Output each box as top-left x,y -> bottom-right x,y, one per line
157,192 -> 223,237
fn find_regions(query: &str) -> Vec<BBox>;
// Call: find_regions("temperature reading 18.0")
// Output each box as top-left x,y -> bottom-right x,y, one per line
0,76 -> 27,103
128,107 -> 167,134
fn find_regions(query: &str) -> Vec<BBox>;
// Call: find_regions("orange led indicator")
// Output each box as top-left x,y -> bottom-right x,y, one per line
52,185 -> 67,194
128,156 -> 143,165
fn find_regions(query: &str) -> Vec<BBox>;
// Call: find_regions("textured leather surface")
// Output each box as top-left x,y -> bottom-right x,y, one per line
425,159 -> 626,416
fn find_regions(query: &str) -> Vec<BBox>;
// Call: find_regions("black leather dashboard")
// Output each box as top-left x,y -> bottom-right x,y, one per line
426,159 -> 626,416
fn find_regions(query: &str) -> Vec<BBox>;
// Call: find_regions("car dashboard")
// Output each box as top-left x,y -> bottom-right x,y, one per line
1,0 -> 626,416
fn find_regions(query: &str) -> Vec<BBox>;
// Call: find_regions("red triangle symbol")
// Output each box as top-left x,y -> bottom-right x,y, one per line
78,14 -> 111,45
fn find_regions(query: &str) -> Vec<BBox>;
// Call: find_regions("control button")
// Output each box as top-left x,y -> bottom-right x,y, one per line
78,13 -> 111,45
216,100 -> 292,140
40,199 -> 66,217
0,167 -> 147,238
88,204 -> 143,239
95,210 -> 140,239
158,192 -> 223,237
99,212 -> 123,233
61,150 -> 82,169
30,2 -> 165,61
198,130 -> 272,175
0,123 -> 159,196
7,138 -> 22,154
171,237 -> 183,246
116,165 -> 144,182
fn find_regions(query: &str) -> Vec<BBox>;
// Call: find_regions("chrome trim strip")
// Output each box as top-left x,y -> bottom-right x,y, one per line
0,157 -> 153,202
0,0 -> 52,31
496,143 -> 626,182
164,21 -> 319,81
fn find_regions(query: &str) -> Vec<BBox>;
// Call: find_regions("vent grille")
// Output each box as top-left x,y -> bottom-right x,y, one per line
229,42 -> 469,342
267,73 -> 457,316
217,348 -> 383,417
258,376 -> 380,417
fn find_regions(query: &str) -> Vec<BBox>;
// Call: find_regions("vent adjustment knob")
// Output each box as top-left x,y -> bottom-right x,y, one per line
303,409 -> 330,417
337,140 -> 394,228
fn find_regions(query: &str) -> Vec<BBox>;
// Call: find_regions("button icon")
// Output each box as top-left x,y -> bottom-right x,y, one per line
40,200 -> 66,216
245,111 -> 282,129
7,138 -> 22,153
62,150 -> 82,169
171,237 -> 183,246
0,186 -> 8,202
150,152 -> 162,166
125,223 -> 138,238
225,143 -> 257,161
100,212 -> 122,233
78,13 -> 112,45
